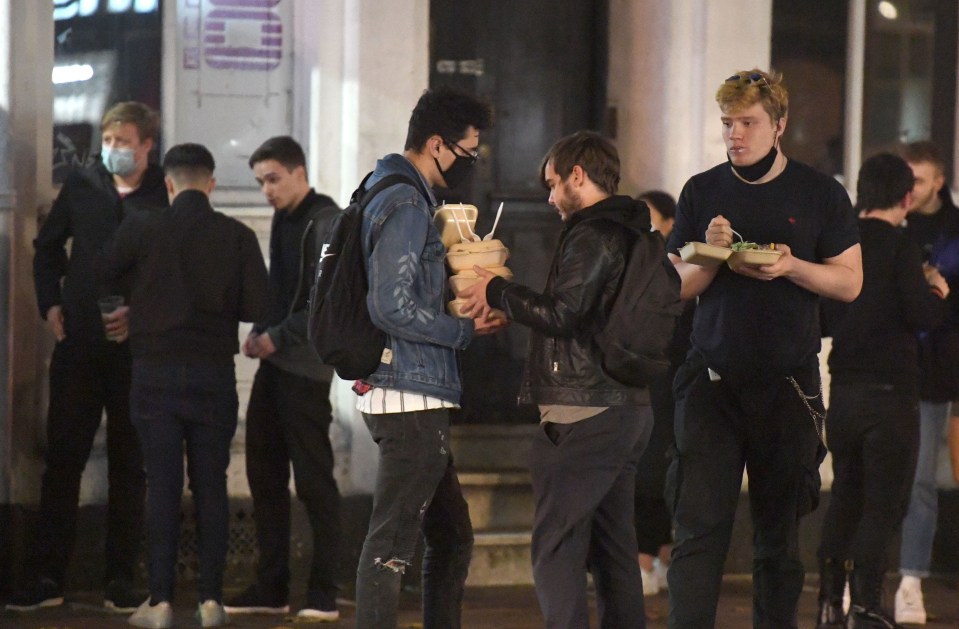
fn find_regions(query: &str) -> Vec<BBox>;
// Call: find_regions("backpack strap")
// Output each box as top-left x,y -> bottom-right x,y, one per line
350,171 -> 430,210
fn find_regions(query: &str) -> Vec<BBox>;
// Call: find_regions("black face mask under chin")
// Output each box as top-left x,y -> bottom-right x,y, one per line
433,154 -> 474,189
730,146 -> 778,182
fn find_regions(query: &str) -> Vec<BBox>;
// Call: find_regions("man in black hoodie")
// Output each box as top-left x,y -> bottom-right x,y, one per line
225,136 -> 342,621
460,131 -> 653,628
10,102 -> 167,613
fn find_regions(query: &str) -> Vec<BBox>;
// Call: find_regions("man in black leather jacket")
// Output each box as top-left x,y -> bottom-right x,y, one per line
460,131 -> 654,628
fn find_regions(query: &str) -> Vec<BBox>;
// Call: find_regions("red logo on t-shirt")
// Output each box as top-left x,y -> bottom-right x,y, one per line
788,217 -> 796,224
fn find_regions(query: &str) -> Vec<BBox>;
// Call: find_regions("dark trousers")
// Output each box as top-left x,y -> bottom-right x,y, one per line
355,409 -> 473,629
33,341 -> 144,587
635,369 -> 677,555
531,406 -> 653,629
244,361 -> 341,599
818,382 -> 919,573
667,354 -> 824,629
130,362 -> 238,603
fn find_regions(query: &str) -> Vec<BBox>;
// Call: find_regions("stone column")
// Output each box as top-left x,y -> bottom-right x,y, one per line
291,0 -> 429,495
1,0 -> 54,506
607,0 -> 772,197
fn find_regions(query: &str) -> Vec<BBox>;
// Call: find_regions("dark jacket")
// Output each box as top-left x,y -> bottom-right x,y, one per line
486,195 -> 651,406
255,189 -> 339,381
907,188 -> 959,401
824,217 -> 947,391
33,162 -> 168,347
101,189 -> 269,366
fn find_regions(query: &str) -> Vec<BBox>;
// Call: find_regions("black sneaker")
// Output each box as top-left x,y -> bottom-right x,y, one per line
5,577 -> 64,611
297,590 -> 339,622
103,579 -> 141,613
223,583 -> 289,615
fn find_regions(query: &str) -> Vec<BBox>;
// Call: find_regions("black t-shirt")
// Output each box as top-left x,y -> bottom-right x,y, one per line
825,218 -> 945,389
666,159 -> 859,377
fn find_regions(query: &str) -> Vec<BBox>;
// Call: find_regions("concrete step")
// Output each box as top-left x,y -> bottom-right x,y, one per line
451,423 -> 538,471
452,425 -> 537,586
458,470 -> 533,531
466,530 -> 533,586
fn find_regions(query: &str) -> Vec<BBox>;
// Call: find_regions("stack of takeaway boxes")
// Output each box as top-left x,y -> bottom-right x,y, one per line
434,204 -> 512,320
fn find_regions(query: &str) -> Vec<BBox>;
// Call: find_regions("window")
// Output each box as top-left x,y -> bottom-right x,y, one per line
53,0 -> 162,183
772,0 -> 957,182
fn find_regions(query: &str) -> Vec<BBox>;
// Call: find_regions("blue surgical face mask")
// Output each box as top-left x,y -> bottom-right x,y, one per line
101,145 -> 137,176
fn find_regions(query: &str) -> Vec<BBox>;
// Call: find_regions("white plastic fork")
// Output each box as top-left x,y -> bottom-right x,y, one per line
484,202 -> 504,241
454,206 -> 481,242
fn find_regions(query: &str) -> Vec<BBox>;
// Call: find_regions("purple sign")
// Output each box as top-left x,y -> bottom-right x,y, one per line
202,0 -> 283,71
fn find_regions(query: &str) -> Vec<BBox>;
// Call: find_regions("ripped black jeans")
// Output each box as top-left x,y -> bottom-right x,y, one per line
355,409 -> 473,629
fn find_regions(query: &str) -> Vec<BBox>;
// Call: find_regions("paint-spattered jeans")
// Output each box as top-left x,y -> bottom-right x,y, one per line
355,409 -> 473,629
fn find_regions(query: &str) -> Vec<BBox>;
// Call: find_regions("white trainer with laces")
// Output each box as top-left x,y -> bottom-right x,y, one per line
895,581 -> 927,625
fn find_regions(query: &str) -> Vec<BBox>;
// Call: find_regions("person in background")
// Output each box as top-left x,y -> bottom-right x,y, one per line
633,190 -> 690,597
9,101 -> 167,614
102,143 -> 269,629
892,141 -> 959,626
816,153 -> 948,629
664,68 -> 862,628
225,136 -> 342,622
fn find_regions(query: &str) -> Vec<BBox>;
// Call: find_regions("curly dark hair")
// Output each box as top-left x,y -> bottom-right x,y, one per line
404,86 -> 493,151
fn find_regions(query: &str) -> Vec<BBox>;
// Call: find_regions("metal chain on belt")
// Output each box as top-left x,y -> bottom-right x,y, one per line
787,374 -> 826,446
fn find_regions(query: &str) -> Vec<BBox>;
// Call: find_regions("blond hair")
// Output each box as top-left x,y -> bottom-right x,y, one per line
715,68 -> 788,123
100,101 -> 160,143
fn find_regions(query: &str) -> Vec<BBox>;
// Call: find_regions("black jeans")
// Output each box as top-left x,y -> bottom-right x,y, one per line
355,409 -> 473,629
531,406 -> 653,629
635,368 -> 677,555
817,382 -> 919,573
244,361 -> 340,600
131,362 -> 238,603
33,341 -> 144,587
667,353 -> 824,629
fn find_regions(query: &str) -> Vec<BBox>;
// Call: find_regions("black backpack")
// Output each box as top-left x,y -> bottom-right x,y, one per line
592,225 -> 684,388
308,173 -> 419,380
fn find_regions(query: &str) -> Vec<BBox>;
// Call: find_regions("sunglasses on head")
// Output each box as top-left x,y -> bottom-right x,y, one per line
726,72 -> 770,89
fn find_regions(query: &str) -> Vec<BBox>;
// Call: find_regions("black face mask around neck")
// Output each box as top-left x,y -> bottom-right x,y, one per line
433,153 -> 474,189
730,146 -> 778,182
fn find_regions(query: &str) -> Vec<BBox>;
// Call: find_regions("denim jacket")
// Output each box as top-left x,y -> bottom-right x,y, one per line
360,154 -> 474,403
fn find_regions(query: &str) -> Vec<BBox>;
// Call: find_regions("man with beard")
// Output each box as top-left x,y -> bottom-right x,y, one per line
460,131 -> 654,628
664,68 -> 862,628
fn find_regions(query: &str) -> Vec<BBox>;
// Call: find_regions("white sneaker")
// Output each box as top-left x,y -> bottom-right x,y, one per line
641,565 -> 660,596
895,582 -> 927,625
653,558 -> 669,591
128,598 -> 173,629
197,600 -> 229,628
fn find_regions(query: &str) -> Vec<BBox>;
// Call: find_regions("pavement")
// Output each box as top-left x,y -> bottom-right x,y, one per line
2,576 -> 959,628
